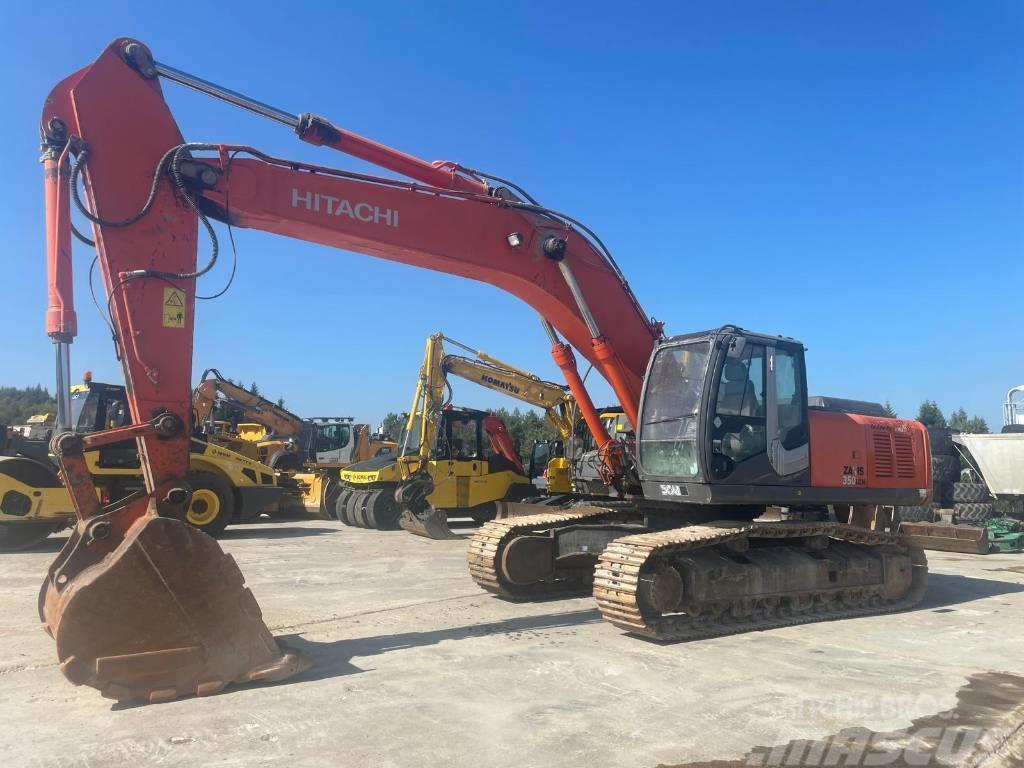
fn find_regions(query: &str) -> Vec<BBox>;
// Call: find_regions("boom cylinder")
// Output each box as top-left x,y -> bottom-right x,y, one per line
550,342 -> 614,455
43,139 -> 77,430
43,143 -> 77,343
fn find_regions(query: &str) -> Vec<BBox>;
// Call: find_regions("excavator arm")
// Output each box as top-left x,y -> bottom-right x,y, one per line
437,335 -> 575,441
192,369 -> 306,438
39,38 -> 660,702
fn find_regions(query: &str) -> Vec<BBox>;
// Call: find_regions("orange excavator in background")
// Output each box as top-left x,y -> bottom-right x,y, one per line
39,39 -> 930,703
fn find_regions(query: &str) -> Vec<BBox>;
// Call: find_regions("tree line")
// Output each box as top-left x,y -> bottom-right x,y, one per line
886,400 -> 989,433
0,385 -> 57,426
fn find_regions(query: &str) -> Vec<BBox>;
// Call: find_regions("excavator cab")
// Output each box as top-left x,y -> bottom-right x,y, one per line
637,326 -> 813,505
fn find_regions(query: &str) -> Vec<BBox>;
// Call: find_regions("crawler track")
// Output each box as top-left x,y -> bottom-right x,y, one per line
467,507 -> 625,599
593,521 -> 928,641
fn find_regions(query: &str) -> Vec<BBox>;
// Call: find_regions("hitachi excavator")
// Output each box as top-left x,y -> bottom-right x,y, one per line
37,40 -> 930,702
337,333 -> 537,537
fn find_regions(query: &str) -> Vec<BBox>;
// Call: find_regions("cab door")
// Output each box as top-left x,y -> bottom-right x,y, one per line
430,413 -> 489,509
765,345 -> 810,477
705,335 -> 809,486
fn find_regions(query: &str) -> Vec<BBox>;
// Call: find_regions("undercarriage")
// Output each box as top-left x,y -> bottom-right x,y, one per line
467,505 -> 928,640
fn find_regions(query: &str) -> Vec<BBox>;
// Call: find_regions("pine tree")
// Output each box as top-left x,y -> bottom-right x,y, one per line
916,400 -> 946,428
949,407 -> 989,434
882,401 -> 898,418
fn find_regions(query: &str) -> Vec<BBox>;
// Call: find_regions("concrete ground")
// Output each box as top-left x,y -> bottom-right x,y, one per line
1,519 -> 1023,768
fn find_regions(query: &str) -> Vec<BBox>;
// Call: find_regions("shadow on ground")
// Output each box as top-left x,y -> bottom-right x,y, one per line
281,608 -> 602,684
218,525 -> 342,540
917,571 -> 1024,610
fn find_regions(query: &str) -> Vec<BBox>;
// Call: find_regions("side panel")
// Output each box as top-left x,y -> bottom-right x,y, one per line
810,411 -> 929,491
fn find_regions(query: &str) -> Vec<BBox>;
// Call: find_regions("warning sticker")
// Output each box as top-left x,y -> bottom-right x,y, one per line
162,287 -> 186,328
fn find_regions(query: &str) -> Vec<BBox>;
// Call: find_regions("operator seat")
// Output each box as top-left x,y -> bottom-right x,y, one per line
717,360 -> 758,416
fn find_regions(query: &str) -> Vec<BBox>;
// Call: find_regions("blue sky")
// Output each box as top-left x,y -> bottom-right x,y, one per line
1,1 -> 1019,429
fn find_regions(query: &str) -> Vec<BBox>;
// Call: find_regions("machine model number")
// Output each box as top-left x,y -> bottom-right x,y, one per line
842,465 -> 866,487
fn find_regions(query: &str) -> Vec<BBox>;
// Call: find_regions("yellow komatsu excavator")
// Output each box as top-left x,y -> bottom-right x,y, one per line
439,335 -> 576,496
437,337 -> 641,521
337,333 -> 538,538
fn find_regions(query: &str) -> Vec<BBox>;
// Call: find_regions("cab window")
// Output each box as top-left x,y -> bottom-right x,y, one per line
317,424 -> 351,453
712,342 -> 767,464
447,417 -> 480,460
773,347 -> 808,450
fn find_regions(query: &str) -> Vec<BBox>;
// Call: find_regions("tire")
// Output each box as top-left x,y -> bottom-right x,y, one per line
322,479 -> 341,520
185,471 -> 234,537
927,427 -> 954,456
369,489 -> 402,530
931,455 -> 961,484
0,522 -> 57,552
354,490 -> 380,528
896,505 -> 936,523
345,490 -> 369,528
333,488 -> 354,523
932,480 -> 954,506
954,502 -> 995,523
952,482 -> 988,503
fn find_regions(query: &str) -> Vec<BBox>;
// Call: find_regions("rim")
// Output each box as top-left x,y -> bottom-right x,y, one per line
187,488 -> 220,526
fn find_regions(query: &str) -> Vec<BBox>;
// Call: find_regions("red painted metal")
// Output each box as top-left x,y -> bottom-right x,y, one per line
482,414 -> 525,474
298,119 -> 488,196
196,155 -> 656,420
44,143 -> 77,340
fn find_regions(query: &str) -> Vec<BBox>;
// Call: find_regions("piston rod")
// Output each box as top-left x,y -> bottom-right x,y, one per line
153,62 -> 299,128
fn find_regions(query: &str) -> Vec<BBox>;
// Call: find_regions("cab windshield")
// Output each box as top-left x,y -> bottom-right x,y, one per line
639,342 -> 709,478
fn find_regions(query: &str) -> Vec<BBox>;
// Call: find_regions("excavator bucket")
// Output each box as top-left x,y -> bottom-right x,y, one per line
899,521 -> 991,555
40,510 -> 310,702
398,507 -> 458,539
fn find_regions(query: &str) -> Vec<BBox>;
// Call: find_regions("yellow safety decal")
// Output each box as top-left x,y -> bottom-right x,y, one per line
162,287 -> 186,328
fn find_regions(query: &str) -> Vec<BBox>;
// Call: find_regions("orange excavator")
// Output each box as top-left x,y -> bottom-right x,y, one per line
39,39 -> 930,703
